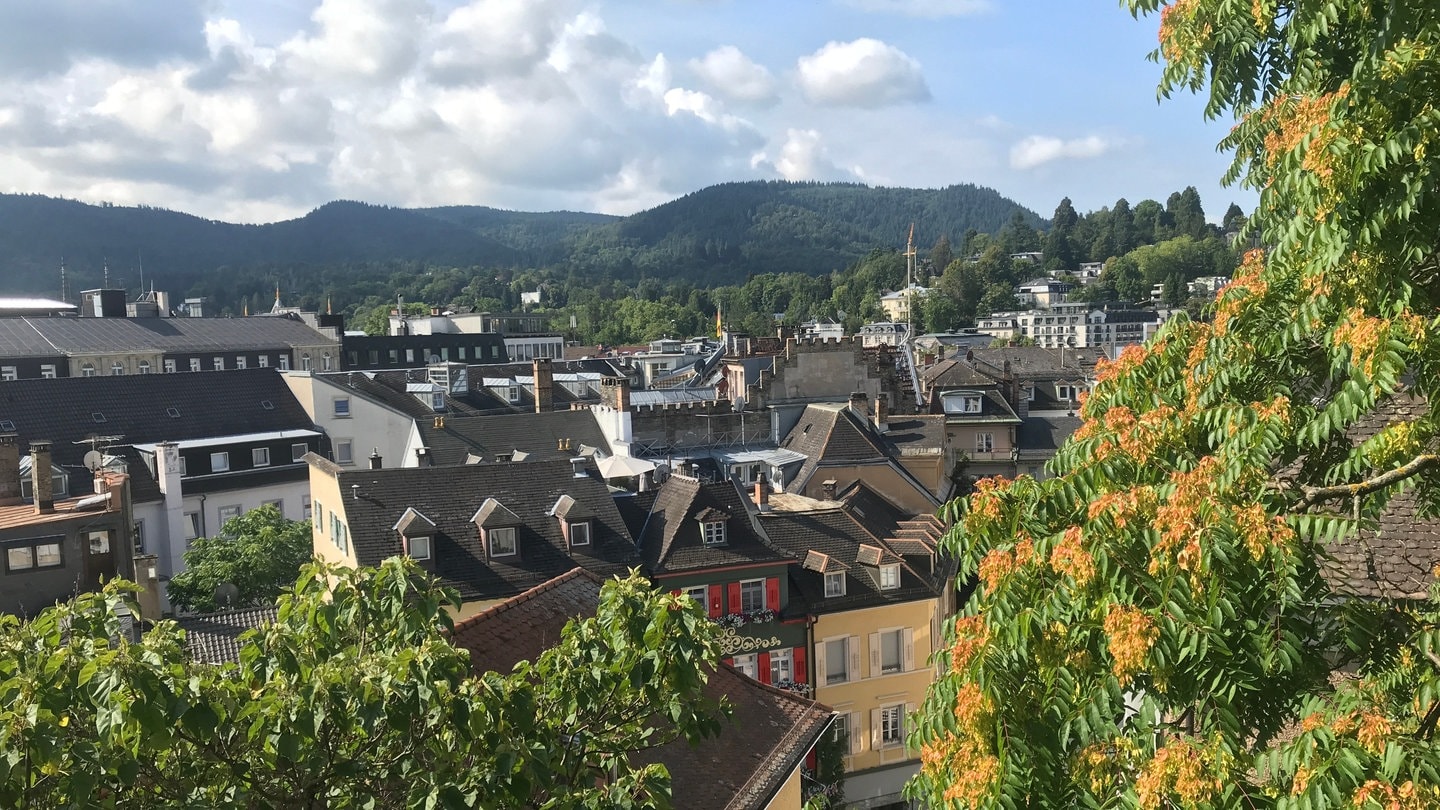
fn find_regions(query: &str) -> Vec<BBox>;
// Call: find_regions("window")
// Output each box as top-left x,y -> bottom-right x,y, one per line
569,521 -> 591,546
740,578 -> 765,613
879,629 -> 904,674
702,520 -> 727,546
210,452 -> 230,473
1057,385 -> 1075,401
235,356 -> 246,370
507,385 -> 520,403
258,355 -> 268,368
976,432 -> 994,453
302,354 -> 312,371
322,353 -> 332,371
368,350 -> 379,366
189,358 -> 201,372
961,394 -> 981,412
133,520 -> 145,552
252,447 -> 270,467
82,363 -> 96,377
110,362 -> 125,375
0,366 -> 15,381
40,364 -> 56,378
278,355 -> 290,371
825,571 -> 846,597
6,546 -> 33,570
406,349 -> 416,364
880,564 -> 901,590
333,397 -> 351,417
683,585 -> 707,612
292,442 -> 308,463
217,505 -> 242,529
184,512 -> 200,541
388,349 -> 398,364
335,440 -> 354,465
489,527 -> 517,557
302,495 -> 312,521
88,531 -> 110,554
1026,385 -> 1035,401
733,653 -> 758,679
213,356 -> 224,371
770,648 -> 793,684
431,392 -> 445,410
408,535 -> 431,560
262,499 -> 283,515
138,360 -> 151,374
880,704 -> 905,747
163,359 -> 176,373
832,713 -> 850,748
825,638 -> 850,684
178,456 -> 188,476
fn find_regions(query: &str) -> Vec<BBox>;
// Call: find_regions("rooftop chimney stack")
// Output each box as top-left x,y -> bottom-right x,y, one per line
601,376 -> 631,411
821,479 -> 838,500
0,434 -> 20,506
415,447 -> 431,467
849,391 -> 869,421
754,472 -> 771,512
873,392 -> 889,433
533,358 -> 554,413
30,441 -> 54,514
369,448 -> 383,470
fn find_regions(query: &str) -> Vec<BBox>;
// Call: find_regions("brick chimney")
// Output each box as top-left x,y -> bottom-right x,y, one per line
601,376 -> 631,410
0,433 -> 19,506
873,393 -> 889,433
849,391 -> 868,421
533,358 -> 554,413
753,472 -> 771,512
821,479 -> 838,500
30,440 -> 54,514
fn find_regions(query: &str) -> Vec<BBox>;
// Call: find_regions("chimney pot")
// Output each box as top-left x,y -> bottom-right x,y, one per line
849,391 -> 868,421
874,392 -> 889,433
821,478 -> 838,500
369,448 -> 383,470
754,472 -> 771,512
0,433 -> 20,506
30,440 -> 54,514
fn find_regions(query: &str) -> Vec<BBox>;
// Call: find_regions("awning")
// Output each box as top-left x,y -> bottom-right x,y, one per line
596,455 -> 657,478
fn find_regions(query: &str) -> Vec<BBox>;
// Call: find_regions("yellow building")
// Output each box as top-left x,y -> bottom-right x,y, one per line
760,490 -> 950,808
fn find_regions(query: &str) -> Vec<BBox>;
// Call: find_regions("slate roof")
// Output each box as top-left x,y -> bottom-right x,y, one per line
330,359 -> 623,419
414,409 -> 611,467
0,368 -> 317,501
780,404 -> 890,486
960,345 -> 1105,380
921,358 -> 996,388
880,415 -> 947,457
0,315 -> 333,356
448,569 -> 833,810
639,476 -> 790,576
177,605 -> 278,664
332,458 -> 640,602
1017,415 -> 1083,454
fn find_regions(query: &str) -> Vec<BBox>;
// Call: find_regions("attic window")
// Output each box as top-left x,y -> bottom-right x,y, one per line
91,412 -> 107,424
880,564 -> 901,590
702,520 -> 727,547
489,526 -> 517,557
166,408 -> 180,419
569,521 -> 591,547
406,535 -> 432,561
824,571 -> 846,597
507,385 -> 520,403
261,400 -> 275,411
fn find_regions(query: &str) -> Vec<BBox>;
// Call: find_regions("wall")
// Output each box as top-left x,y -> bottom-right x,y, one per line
285,372 -> 416,472
0,511 -> 131,617
798,463 -> 935,515
307,460 -> 358,568
765,338 -> 882,405
764,766 -> 804,810
68,351 -> 164,377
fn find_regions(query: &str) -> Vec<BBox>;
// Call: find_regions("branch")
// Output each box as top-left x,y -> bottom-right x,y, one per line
1297,454 -> 1440,507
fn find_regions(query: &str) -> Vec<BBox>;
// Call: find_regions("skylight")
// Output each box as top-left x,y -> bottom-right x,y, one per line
261,400 -> 275,410
0,420 -> 13,431
166,408 -> 180,419
91,413 -> 106,423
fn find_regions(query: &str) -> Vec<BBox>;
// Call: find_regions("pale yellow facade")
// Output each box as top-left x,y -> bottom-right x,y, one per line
763,766 -> 804,809
811,596 -> 939,802
307,461 -> 359,568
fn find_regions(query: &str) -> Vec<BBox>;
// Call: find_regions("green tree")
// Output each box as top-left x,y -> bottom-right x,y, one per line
1,561 -> 724,807
910,1 -> 1440,807
166,505 -> 313,614
929,235 -> 954,282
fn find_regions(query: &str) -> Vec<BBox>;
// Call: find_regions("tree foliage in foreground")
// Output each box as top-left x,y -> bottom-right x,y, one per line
166,505 -> 314,614
910,1 -> 1440,808
0,561 -> 724,808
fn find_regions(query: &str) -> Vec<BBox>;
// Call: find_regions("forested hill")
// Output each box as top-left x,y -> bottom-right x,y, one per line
0,181 -> 1041,295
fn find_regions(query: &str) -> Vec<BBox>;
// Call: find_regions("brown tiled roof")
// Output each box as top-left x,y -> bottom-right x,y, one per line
447,569 -> 833,809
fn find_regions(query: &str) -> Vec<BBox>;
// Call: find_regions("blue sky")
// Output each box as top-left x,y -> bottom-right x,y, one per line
0,0 -> 1254,227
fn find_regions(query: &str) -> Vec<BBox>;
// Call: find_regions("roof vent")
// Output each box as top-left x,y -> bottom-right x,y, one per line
91,412 -> 106,423
166,407 -> 180,419
0,420 -> 12,431
570,457 -> 587,478
261,400 -> 275,410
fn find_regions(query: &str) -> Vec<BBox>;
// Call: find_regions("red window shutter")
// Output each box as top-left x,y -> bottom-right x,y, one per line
707,584 -> 724,618
670,589 -> 681,597
728,582 -> 742,613
758,652 -> 771,684
723,657 -> 734,668
793,645 -> 807,684
765,577 -> 780,611
806,749 -> 817,770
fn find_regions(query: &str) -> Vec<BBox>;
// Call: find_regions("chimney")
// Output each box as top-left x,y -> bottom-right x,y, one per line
602,376 -> 631,410
873,393 -> 888,433
570,457 -> 587,478
30,441 -> 54,514
754,472 -> 771,512
533,357 -> 554,413
0,433 -> 20,506
849,391 -> 868,421
369,448 -> 383,470
965,349 -> 975,363
415,447 -> 431,467
821,479 -> 838,500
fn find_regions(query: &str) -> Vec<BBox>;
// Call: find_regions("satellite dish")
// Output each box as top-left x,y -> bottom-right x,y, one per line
428,355 -> 441,364
213,582 -> 240,609
83,450 -> 104,471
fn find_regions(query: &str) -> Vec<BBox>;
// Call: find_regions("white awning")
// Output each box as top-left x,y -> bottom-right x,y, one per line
596,455 -> 656,478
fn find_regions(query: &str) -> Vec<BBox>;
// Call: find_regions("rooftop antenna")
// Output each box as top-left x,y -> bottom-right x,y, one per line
103,257 -> 110,289
59,257 -> 68,303
137,250 -> 143,295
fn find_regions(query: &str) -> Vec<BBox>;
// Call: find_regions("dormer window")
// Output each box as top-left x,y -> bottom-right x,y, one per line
568,521 -> 591,546
472,497 -> 522,558
508,385 -> 520,403
824,571 -> 846,597
489,527 -> 517,556
392,507 -> 436,562
941,390 -> 984,415
703,520 -> 726,546
407,535 -> 432,561
880,564 -> 901,590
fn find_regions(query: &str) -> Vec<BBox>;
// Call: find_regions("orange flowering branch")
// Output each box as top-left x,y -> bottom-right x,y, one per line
1297,453 -> 1440,507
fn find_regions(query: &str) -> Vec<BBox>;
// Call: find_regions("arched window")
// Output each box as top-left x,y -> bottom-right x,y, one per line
301,353 -> 312,371
110,362 -> 124,375
322,353 -> 332,371
138,360 -> 151,374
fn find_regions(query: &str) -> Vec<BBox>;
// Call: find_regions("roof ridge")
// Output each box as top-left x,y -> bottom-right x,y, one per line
449,566 -> 602,635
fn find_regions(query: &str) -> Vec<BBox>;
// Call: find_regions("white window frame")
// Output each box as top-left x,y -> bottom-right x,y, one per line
163,359 -> 176,373
824,571 -> 846,597
770,648 -> 793,683
301,353 -> 312,371
507,385 -> 520,403
210,451 -> 230,473
82,363 -> 96,377
236,356 -> 247,370
177,456 -> 188,476
408,535 -> 432,560
302,495 -> 312,521
212,356 -> 224,371
333,397 -> 351,417
0,366 -> 16,381
878,628 -> 904,674
880,564 -> 901,590
88,530 -> 111,554
252,447 -> 270,467
278,355 -> 291,371
702,520 -> 727,546
739,578 -> 765,613
683,585 -> 707,612
184,512 -> 200,541
1057,385 -> 1074,401
961,394 -> 981,413
335,440 -> 354,465
110,362 -> 124,376
40,364 -> 56,379
733,653 -> 758,679
138,360 -> 151,374
824,637 -> 851,685
880,704 -> 905,748
976,432 -> 994,453
217,504 -> 242,528
189,358 -> 201,372
292,442 -> 308,463
489,526 -> 518,557
569,521 -> 591,546
258,355 -> 269,368
322,353 -> 332,371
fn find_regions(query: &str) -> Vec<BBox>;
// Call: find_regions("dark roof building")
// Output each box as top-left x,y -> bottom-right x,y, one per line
178,605 -> 279,664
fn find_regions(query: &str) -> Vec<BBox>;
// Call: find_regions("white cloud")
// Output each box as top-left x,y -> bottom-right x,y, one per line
838,0 -> 990,17
1009,134 -> 1114,169
688,46 -> 776,104
796,38 -> 929,108
752,129 -> 860,182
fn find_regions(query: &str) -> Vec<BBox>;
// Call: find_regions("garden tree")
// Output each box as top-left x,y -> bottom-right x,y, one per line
930,235 -> 955,281
910,2 -> 1440,809
998,210 -> 1042,255
1044,197 -> 1081,274
166,505 -> 313,614
1168,185 -> 1209,239
978,283 -> 1020,316
0,561 -> 724,808
1221,202 -> 1246,232
920,292 -> 963,335
1132,198 -> 1167,247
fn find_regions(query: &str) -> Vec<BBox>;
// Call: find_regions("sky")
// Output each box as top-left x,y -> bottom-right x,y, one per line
0,0 -> 1256,228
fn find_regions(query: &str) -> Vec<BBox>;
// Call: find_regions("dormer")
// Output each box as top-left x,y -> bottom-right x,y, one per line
549,494 -> 596,551
407,381 -> 446,412
471,497 -> 521,560
941,390 -> 984,415
695,506 -> 729,547
19,456 -> 69,502
391,507 -> 436,564
856,543 -> 903,591
804,549 -> 850,598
